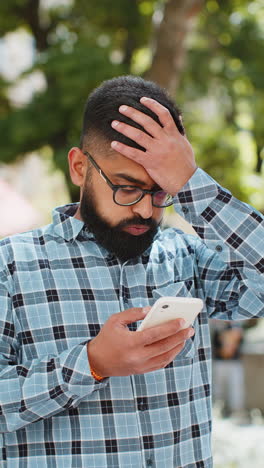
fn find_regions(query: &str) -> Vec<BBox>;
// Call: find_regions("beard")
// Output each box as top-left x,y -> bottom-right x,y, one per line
80,185 -> 161,262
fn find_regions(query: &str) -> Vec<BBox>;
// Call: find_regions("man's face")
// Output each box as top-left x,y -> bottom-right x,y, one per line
79,152 -> 164,261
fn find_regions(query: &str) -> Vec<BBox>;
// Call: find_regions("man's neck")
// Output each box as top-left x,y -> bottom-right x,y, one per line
74,205 -> 82,221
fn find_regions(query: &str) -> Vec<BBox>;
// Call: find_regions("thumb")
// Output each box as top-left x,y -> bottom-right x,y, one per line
117,307 -> 148,326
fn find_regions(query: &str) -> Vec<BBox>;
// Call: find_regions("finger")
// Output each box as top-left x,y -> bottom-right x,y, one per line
146,342 -> 186,372
143,327 -> 194,359
111,120 -> 153,149
113,307 -> 146,327
118,105 -> 163,138
140,97 -> 178,132
138,318 -> 187,346
111,140 -> 146,164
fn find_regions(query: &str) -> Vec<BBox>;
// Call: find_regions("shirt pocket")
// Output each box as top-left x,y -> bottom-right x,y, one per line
152,281 -> 193,301
151,281 -> 199,360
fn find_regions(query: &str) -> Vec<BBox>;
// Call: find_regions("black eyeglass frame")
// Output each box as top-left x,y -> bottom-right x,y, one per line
83,151 -> 174,208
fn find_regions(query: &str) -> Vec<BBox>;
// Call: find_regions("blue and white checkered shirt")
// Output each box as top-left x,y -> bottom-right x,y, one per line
0,168 -> 263,467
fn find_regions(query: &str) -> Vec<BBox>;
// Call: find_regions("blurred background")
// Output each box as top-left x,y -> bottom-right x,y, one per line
0,1 -> 264,466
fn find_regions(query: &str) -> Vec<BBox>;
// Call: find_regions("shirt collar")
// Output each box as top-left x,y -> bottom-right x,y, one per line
52,203 -> 95,242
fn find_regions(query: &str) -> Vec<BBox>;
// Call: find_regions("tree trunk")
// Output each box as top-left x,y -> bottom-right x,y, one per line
147,0 -> 204,95
256,144 -> 263,174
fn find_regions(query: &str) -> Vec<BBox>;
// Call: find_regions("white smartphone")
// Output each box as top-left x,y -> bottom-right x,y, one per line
137,296 -> 203,332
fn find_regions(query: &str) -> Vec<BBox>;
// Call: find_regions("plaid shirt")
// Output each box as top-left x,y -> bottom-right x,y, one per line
0,168 -> 263,468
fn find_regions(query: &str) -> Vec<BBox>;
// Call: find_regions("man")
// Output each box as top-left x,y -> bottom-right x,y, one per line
0,75 -> 263,468
211,321 -> 245,418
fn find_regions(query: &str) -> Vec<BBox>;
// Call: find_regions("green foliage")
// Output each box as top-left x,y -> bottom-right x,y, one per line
177,0 -> 264,207
0,0 -> 263,207
0,0 -> 158,199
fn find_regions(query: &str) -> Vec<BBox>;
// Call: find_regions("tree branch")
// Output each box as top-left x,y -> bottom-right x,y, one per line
147,0 -> 204,95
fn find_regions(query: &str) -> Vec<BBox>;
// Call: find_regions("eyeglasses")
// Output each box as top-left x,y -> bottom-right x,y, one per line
83,151 -> 174,208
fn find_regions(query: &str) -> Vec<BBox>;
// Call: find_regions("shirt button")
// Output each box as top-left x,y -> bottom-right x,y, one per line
182,206 -> 189,214
215,245 -> 223,252
146,459 -> 153,466
138,402 -> 148,411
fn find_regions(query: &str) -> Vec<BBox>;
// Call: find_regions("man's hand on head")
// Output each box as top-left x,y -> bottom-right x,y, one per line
110,97 -> 197,196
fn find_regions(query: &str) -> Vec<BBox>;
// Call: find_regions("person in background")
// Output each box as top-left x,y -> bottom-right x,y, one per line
212,321 -> 245,417
0,76 -> 263,468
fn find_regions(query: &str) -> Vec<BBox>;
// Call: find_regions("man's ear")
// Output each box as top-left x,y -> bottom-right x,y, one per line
68,147 -> 88,187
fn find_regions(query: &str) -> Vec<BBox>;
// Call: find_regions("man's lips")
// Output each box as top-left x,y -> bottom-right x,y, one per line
122,225 -> 150,236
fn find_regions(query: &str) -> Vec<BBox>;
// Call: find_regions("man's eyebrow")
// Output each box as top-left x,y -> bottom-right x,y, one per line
114,172 -> 148,186
114,172 -> 161,190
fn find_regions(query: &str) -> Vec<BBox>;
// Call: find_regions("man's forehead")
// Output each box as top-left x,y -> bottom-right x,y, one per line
101,151 -> 154,185
85,133 -> 156,185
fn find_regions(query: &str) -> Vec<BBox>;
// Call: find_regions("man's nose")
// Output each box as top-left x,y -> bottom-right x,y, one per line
132,194 -> 153,219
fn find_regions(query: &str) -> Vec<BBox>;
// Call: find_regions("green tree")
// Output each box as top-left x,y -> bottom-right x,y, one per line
178,0 -> 264,205
0,0 -> 263,208
0,0 -> 155,199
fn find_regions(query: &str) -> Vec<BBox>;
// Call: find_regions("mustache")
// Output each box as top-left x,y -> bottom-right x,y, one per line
115,217 -> 158,230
